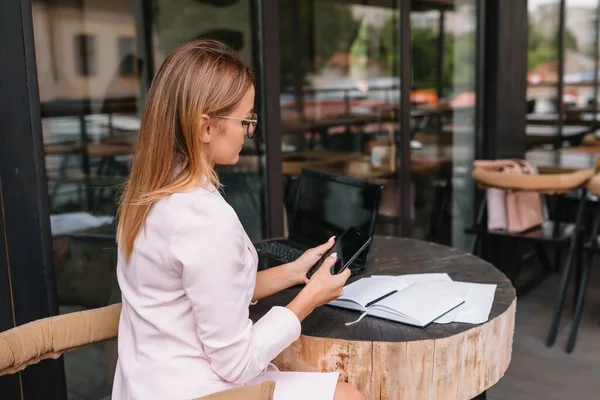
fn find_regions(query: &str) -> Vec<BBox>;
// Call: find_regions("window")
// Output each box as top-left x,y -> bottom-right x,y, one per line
118,36 -> 137,77
74,34 -> 96,76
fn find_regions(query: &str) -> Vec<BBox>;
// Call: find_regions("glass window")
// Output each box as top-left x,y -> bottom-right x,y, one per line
410,0 -> 478,250
32,0 -> 141,397
278,0 -> 403,237
277,0 -> 480,248
35,0 -> 266,396
526,0 -> 562,152
153,0 -> 264,241
33,0 -> 267,396
526,1 -> 600,181
563,0 -> 599,145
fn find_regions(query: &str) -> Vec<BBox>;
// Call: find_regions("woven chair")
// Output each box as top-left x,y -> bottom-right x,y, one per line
466,163 -> 594,348
565,173 -> 600,353
0,303 -> 275,400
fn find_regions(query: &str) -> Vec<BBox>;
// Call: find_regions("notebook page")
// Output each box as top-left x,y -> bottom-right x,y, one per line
373,283 -> 464,326
331,278 -> 405,308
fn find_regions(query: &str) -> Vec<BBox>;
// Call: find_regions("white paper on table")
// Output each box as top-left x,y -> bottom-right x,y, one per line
246,371 -> 339,400
369,273 -> 453,285
452,283 -> 497,324
430,282 -> 472,323
431,281 -> 497,324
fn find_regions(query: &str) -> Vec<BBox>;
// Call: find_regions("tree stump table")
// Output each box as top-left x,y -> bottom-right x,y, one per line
250,237 -> 516,400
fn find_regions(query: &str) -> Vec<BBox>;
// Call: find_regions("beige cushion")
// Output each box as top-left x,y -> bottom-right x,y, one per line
196,381 -> 276,400
0,304 -> 121,376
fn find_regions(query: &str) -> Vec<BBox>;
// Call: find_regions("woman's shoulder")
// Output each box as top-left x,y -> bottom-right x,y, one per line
159,185 -> 239,227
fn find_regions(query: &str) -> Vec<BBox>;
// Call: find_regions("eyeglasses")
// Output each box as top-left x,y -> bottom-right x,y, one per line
215,112 -> 258,139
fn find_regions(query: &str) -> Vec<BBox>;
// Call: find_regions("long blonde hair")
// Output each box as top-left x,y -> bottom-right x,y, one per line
117,39 -> 254,262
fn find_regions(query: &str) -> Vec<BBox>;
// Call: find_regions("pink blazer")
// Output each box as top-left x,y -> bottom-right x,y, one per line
112,185 -> 301,399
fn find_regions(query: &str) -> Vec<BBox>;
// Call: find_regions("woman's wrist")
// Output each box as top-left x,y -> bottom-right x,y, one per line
283,261 -> 307,286
286,286 -> 318,322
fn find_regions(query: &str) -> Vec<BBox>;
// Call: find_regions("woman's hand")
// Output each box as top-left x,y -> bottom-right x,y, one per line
253,237 -> 335,301
303,252 -> 351,307
286,236 -> 336,285
286,252 -> 351,322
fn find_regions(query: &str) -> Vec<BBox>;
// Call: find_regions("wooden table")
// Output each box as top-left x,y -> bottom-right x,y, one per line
250,237 -> 516,400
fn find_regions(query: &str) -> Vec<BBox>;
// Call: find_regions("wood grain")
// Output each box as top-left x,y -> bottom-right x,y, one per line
250,237 -> 516,399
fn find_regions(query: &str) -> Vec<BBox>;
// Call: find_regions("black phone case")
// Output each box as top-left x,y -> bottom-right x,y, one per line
307,233 -> 372,278
330,236 -> 372,275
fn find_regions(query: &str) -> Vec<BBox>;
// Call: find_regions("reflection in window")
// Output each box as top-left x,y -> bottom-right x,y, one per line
32,1 -> 141,398
527,0 -> 561,114
74,34 -> 96,76
153,0 -> 263,241
410,1 -> 478,249
564,0 -> 599,111
118,36 -> 137,77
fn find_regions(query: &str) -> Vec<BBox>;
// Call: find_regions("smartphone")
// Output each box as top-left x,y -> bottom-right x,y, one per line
307,227 -> 372,278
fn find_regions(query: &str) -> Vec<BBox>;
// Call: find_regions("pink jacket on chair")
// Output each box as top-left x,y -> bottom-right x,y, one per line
112,185 -> 301,399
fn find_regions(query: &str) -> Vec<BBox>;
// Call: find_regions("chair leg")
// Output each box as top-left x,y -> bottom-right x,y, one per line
509,240 -> 521,284
566,251 -> 594,353
553,248 -> 561,273
573,236 -> 584,315
535,245 -> 553,273
471,199 -> 486,256
546,192 -> 587,347
566,205 -> 600,351
552,196 -> 562,273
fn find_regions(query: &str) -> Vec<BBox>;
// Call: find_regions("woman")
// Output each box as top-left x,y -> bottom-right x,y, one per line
112,39 -> 364,400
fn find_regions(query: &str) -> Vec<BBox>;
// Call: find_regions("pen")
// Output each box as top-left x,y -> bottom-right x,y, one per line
365,290 -> 398,307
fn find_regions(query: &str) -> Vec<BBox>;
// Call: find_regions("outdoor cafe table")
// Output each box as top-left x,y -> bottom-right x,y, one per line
250,236 -> 516,400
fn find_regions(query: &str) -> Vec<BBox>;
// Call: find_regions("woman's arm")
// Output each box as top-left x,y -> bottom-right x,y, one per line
171,195 -> 302,385
253,263 -> 301,302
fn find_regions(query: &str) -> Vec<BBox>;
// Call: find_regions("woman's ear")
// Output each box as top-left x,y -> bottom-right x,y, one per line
198,114 -> 212,144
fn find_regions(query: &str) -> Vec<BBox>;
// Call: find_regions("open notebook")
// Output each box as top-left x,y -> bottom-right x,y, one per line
328,275 -> 465,328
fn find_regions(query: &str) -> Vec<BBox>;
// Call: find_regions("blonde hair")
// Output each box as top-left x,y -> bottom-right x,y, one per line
117,39 -> 254,262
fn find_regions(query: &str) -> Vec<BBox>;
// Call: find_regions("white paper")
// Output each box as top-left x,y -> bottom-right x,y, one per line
246,371 -> 339,400
50,212 -> 114,236
430,282 -> 473,323
369,273 -> 453,285
432,281 -> 497,324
